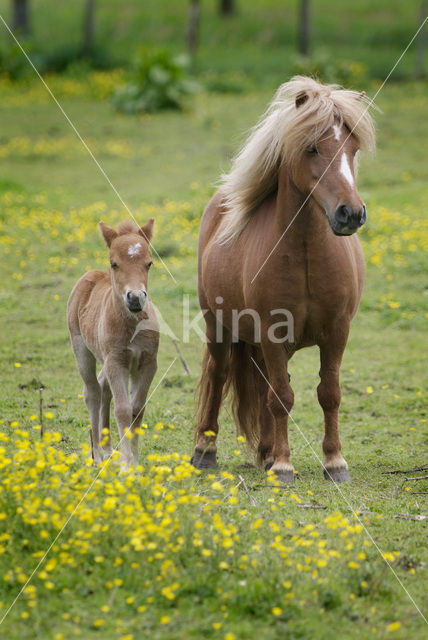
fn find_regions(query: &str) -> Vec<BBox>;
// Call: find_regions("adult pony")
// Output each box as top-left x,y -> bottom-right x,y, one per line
192,76 -> 375,482
68,219 -> 159,471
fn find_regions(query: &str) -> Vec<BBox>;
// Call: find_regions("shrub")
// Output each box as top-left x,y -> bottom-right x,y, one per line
112,47 -> 199,114
0,41 -> 43,79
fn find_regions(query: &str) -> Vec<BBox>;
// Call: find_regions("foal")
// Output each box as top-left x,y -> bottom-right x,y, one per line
67,219 -> 159,470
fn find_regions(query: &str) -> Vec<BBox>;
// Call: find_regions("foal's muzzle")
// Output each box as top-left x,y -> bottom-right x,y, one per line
126,290 -> 147,313
332,204 -> 366,236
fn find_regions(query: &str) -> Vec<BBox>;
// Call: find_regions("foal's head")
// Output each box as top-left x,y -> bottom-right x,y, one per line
99,219 -> 155,313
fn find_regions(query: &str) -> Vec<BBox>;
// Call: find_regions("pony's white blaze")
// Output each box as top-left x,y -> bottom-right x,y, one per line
333,124 -> 342,141
128,242 -> 142,258
339,153 -> 354,188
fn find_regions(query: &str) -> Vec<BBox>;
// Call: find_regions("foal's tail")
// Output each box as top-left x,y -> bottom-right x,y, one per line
196,340 -> 265,453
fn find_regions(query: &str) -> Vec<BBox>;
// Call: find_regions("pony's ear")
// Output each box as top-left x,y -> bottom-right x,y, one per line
99,221 -> 118,248
295,91 -> 309,108
139,218 -> 155,243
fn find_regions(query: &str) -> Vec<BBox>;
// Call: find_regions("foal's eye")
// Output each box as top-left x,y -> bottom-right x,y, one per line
307,145 -> 319,155
110,262 -> 119,270
146,261 -> 153,269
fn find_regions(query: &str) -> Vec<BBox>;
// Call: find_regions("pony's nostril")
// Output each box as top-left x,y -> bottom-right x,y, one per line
359,205 -> 367,225
335,204 -> 349,225
126,291 -> 132,301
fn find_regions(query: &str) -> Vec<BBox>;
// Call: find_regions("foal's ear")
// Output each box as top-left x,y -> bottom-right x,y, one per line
139,218 -> 155,243
99,221 -> 118,248
295,91 -> 309,108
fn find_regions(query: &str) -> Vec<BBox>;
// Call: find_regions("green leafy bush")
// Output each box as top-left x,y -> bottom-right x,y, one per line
0,40 -> 114,80
0,41 -> 43,79
112,47 -> 199,114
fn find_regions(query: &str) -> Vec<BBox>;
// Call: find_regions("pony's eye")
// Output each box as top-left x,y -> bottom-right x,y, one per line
110,262 -> 119,269
146,261 -> 153,269
307,145 -> 319,155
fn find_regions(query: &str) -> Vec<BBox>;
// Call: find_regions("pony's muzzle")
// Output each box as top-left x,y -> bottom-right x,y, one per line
126,290 -> 147,313
332,204 -> 366,235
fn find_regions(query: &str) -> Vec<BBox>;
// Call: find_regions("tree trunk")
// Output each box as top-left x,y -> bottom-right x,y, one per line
82,0 -> 95,57
415,0 -> 427,79
11,0 -> 30,36
187,0 -> 200,58
219,0 -> 235,16
298,0 -> 310,56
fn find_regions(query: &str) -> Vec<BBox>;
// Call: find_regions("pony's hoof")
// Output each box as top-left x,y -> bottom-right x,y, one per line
323,467 -> 350,482
191,450 -> 218,469
274,469 -> 295,484
264,459 -> 274,471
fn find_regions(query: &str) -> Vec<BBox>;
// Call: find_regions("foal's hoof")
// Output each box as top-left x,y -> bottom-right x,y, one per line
191,450 -> 218,469
323,467 -> 350,482
274,469 -> 295,484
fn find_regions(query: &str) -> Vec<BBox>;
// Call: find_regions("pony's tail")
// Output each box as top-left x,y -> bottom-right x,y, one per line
195,341 -> 265,457
226,341 -> 264,455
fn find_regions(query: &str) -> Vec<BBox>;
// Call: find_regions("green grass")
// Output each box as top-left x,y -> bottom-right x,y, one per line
0,21 -> 427,640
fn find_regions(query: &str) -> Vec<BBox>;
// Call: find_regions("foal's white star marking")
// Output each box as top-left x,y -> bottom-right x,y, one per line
128,242 -> 142,258
339,153 -> 354,187
333,124 -> 342,141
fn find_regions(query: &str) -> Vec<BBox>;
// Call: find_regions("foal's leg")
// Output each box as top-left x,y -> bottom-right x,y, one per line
98,367 -> 113,460
103,357 -> 134,471
192,312 -> 231,469
317,338 -> 350,482
260,340 -> 295,483
129,354 -> 158,463
71,335 -> 102,466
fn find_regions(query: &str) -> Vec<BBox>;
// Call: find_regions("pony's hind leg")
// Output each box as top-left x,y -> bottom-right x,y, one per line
98,367 -> 113,460
71,335 -> 103,465
317,340 -> 350,482
260,339 -> 295,483
192,312 -> 231,469
255,353 -> 275,470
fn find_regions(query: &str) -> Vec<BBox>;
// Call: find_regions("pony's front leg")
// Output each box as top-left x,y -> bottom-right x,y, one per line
260,340 -> 295,483
318,340 -> 350,482
192,312 -> 231,469
130,355 -> 158,463
104,358 -> 135,471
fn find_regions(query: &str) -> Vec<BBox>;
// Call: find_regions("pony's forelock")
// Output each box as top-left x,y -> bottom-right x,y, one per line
217,76 -> 376,243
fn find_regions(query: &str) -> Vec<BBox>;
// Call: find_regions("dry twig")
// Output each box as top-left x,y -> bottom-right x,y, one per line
238,474 -> 259,507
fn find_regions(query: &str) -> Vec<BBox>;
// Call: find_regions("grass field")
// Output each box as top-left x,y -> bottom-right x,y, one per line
0,3 -> 427,639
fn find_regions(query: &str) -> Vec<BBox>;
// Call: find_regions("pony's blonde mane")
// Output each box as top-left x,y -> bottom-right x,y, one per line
217,76 -> 376,243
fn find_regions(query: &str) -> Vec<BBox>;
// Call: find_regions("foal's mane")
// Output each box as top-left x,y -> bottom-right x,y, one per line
116,220 -> 140,236
217,76 -> 376,243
